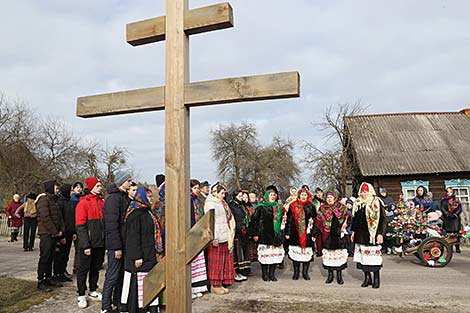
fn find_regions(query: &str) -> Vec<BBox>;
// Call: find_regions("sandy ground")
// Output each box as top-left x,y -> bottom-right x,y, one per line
1,237 -> 469,313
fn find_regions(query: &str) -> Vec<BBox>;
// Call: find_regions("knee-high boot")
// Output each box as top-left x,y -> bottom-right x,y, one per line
302,262 -> 310,280
292,261 -> 300,280
336,270 -> 344,285
372,271 -> 380,289
269,264 -> 278,282
261,264 -> 269,281
361,271 -> 372,287
325,270 -> 334,284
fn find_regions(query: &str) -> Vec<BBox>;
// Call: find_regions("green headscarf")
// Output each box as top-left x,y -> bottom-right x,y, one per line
256,189 -> 282,237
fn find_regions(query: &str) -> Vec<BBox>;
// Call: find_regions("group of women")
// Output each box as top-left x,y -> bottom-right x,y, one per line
204,181 -> 388,295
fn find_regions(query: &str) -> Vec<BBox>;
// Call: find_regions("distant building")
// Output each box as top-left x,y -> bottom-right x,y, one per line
345,108 -> 470,225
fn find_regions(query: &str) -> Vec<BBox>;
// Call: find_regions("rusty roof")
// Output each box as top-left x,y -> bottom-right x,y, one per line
344,111 -> 470,176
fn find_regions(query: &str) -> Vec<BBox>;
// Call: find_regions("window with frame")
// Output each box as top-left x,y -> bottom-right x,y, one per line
401,180 -> 429,201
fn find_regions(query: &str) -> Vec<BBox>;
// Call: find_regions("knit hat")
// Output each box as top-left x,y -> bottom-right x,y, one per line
114,170 -> 132,187
59,184 -> 72,200
325,191 -> 336,198
346,198 -> 354,206
85,177 -> 100,191
26,192 -> 37,200
379,187 -> 386,194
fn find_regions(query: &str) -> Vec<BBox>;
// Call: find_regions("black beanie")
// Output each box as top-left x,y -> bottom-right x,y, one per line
155,174 -> 165,187
59,184 -> 72,200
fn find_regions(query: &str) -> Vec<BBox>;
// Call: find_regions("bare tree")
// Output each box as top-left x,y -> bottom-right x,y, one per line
304,101 -> 368,196
101,145 -> 129,184
210,123 -> 299,197
210,123 -> 258,190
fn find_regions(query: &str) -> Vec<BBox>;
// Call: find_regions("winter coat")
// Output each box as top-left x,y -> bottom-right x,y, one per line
36,193 -> 64,236
58,194 -> 75,238
5,200 -> 23,228
352,198 -> 386,246
104,184 -> 130,251
204,194 -> 232,244
286,200 -> 316,248
440,195 -> 462,233
124,207 -> 157,273
76,193 -> 105,249
313,202 -> 350,250
229,199 -> 249,241
251,205 -> 283,247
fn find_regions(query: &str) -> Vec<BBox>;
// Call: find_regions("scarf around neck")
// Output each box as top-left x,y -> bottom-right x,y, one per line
257,190 -> 282,237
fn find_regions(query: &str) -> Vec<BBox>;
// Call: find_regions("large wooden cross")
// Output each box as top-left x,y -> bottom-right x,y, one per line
76,1 -> 300,312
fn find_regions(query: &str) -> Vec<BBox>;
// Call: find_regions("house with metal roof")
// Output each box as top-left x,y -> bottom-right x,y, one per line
344,109 -> 470,225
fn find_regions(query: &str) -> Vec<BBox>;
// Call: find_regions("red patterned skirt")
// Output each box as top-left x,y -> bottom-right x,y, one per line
207,242 -> 235,286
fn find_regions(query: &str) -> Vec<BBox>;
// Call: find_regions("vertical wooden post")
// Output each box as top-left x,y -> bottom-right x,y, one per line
165,0 -> 191,312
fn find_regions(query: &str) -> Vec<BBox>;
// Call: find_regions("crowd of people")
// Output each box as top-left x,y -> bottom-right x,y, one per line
1,175 -> 465,313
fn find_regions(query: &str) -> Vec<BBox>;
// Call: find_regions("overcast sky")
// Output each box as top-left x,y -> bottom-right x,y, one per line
1,0 -> 469,185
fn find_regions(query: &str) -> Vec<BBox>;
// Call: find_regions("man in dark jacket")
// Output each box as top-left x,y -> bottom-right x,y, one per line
102,170 -> 133,313
36,179 -> 65,292
53,183 -> 73,282
76,177 -> 106,309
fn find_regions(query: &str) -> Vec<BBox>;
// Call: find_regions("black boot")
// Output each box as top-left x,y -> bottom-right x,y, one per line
336,270 -> 344,285
9,233 -> 14,242
361,271 -> 372,287
261,265 -> 269,281
325,270 -> 334,284
269,264 -> 278,282
13,232 -> 19,242
372,271 -> 380,289
278,259 -> 285,269
37,281 -> 52,292
302,262 -> 311,280
46,277 -> 63,288
455,244 -> 461,254
292,262 -> 300,280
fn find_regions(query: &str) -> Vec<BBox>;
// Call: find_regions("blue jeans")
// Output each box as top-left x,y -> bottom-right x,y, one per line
102,250 -> 124,310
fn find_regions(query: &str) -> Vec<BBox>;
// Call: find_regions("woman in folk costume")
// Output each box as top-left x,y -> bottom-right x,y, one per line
314,192 -> 350,284
352,182 -> 386,289
190,179 -> 209,298
251,187 -> 285,282
204,184 -> 236,295
229,190 -> 251,281
285,188 -> 316,280
121,187 -> 159,313
244,191 -> 259,265
440,187 -> 462,253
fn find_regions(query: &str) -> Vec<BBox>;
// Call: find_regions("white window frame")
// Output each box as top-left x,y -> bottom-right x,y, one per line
400,180 -> 429,201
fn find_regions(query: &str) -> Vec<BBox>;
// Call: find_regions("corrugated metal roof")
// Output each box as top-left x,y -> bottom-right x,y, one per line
344,112 -> 470,176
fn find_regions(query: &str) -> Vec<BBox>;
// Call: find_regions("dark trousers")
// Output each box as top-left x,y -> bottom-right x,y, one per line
73,238 -> 80,273
37,235 -> 57,282
23,217 -> 37,249
77,247 -> 105,296
54,235 -> 73,276
102,250 -> 124,310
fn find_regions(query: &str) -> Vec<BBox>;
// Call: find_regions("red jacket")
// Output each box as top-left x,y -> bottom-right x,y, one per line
76,193 -> 105,249
5,200 -> 23,228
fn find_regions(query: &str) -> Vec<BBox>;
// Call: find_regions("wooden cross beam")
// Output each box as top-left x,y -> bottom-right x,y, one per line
76,1 -> 300,312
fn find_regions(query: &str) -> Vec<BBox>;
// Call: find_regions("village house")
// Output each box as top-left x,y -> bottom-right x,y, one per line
345,108 -> 470,225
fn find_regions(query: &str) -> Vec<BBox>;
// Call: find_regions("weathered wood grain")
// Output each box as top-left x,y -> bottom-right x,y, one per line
143,210 -> 214,306
77,71 -> 300,118
126,2 -> 233,46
